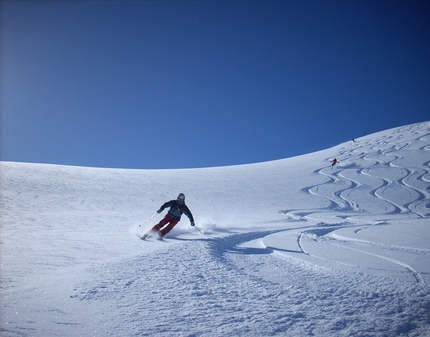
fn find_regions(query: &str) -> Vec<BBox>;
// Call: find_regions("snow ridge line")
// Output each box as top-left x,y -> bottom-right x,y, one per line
297,232 -> 308,255
330,242 -> 426,288
330,232 -> 430,258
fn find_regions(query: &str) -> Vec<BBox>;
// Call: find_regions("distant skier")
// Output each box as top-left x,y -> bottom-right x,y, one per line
143,193 -> 195,240
331,158 -> 338,168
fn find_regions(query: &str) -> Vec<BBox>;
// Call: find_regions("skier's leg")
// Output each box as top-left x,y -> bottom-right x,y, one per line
160,218 -> 179,237
151,214 -> 171,232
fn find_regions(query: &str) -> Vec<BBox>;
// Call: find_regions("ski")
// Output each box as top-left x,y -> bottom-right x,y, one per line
139,230 -> 163,241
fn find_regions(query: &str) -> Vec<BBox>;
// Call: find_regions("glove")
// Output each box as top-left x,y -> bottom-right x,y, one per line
157,209 -> 162,214
191,222 -> 195,226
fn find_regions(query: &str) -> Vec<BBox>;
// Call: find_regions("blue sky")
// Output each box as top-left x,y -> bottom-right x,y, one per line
1,0 -> 429,169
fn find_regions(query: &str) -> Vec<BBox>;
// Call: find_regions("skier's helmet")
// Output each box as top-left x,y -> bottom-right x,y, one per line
177,193 -> 185,202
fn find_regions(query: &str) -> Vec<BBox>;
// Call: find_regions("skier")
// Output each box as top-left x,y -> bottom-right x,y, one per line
143,193 -> 195,240
331,158 -> 338,168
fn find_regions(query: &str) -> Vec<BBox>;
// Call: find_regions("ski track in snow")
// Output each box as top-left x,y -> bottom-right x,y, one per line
2,122 -> 430,337
71,233 -> 428,337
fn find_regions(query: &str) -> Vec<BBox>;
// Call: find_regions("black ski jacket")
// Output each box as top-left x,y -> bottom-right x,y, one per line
158,200 -> 194,222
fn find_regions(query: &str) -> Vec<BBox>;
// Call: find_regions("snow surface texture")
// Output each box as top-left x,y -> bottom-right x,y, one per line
1,122 -> 430,337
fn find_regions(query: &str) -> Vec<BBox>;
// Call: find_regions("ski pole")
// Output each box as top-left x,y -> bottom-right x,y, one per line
193,224 -> 204,234
139,213 -> 158,227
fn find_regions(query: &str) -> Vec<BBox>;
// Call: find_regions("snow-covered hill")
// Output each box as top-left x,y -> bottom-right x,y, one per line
1,122 -> 430,336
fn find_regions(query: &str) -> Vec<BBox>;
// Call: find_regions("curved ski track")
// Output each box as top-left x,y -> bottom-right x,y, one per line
280,124 -> 430,287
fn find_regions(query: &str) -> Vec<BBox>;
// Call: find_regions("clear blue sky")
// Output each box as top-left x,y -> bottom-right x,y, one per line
1,0 -> 429,169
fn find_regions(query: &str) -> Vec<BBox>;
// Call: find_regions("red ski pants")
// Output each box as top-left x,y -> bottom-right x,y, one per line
151,214 -> 179,237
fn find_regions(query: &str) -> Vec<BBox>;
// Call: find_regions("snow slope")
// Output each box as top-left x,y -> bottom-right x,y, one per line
1,122 -> 430,337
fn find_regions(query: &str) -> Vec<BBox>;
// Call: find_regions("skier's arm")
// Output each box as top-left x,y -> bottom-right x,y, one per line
183,205 -> 195,224
157,200 -> 175,213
